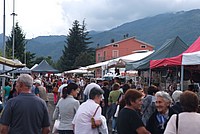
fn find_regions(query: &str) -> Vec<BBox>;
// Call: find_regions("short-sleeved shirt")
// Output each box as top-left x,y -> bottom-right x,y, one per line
0,93 -> 50,134
108,90 -> 121,103
164,112 -> 200,134
31,85 -> 39,95
58,84 -> 68,97
117,108 -> 144,134
72,99 -> 101,134
38,86 -> 48,102
3,85 -> 11,97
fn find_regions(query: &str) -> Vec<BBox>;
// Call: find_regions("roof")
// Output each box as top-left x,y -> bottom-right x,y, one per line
11,67 -> 31,74
0,57 -> 25,68
96,36 -> 154,50
150,36 -> 200,68
126,36 -> 189,71
31,60 -> 59,73
86,51 -> 154,70
64,67 -> 91,74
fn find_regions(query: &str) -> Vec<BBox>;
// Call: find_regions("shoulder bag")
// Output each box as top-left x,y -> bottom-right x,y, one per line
176,114 -> 179,134
91,106 -> 100,129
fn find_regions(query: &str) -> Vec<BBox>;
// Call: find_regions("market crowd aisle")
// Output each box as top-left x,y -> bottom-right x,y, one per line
47,93 -> 56,134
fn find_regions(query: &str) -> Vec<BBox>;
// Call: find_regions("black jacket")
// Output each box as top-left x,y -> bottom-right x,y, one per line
146,108 -> 177,134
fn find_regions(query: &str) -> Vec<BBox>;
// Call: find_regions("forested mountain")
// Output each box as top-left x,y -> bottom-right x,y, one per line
1,9 -> 200,61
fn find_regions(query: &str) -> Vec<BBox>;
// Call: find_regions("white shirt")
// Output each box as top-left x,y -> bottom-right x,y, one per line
84,83 -> 101,97
83,83 -> 104,99
79,79 -> 85,87
72,99 -> 102,134
58,83 -> 68,97
164,112 -> 200,134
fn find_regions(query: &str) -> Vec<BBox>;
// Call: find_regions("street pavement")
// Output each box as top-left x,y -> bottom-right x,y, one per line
47,93 -> 56,134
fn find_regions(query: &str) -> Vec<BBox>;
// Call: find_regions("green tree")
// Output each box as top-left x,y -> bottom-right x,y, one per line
58,20 -> 94,71
6,22 -> 35,67
73,50 -> 95,67
79,20 -> 92,51
25,51 -> 36,68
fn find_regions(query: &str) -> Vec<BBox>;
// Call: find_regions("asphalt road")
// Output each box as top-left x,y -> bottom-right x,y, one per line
47,93 -> 56,134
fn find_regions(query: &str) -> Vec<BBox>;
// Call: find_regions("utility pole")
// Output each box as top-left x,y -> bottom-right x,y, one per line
2,0 -> 6,106
11,0 -> 17,80
10,0 -> 17,91
3,0 -> 6,59
11,0 -> 17,61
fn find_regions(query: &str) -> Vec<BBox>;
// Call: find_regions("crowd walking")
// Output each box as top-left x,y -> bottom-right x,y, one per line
0,74 -> 200,134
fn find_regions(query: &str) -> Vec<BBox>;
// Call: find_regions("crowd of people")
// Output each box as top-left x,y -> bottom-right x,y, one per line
0,74 -> 200,134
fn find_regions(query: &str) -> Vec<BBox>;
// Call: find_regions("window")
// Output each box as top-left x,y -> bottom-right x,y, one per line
103,51 -> 106,60
112,50 -> 119,58
112,44 -> 119,47
141,45 -> 146,48
97,53 -> 101,62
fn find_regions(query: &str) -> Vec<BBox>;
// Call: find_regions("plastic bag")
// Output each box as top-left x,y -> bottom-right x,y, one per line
52,119 -> 60,133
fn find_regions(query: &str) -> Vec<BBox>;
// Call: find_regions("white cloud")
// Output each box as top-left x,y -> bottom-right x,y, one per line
0,0 -> 200,39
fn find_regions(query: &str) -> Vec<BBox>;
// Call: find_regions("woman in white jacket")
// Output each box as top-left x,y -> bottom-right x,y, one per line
164,90 -> 200,134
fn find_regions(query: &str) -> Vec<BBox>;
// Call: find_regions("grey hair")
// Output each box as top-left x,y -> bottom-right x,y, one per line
155,91 -> 172,104
89,87 -> 104,100
172,90 -> 183,103
17,74 -> 33,89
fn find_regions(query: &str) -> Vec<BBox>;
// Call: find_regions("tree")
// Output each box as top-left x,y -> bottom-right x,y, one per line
73,50 -> 95,67
58,20 -> 94,71
6,22 -> 35,67
25,51 -> 36,68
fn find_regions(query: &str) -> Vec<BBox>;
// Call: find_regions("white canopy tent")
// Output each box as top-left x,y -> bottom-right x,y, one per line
117,51 -> 154,62
86,61 -> 110,70
64,67 -> 92,74
86,51 -> 154,70
64,68 -> 90,74
182,51 -> 200,65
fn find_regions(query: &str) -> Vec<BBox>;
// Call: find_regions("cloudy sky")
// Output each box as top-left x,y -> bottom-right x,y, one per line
0,0 -> 200,39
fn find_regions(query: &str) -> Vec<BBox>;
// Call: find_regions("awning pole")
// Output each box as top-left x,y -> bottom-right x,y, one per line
181,65 -> 184,91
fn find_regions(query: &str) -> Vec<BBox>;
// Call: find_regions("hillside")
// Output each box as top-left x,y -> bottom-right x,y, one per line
1,9 -> 200,61
26,35 -> 66,60
89,9 -> 200,49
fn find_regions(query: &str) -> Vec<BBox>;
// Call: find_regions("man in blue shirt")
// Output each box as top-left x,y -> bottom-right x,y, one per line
0,74 -> 50,134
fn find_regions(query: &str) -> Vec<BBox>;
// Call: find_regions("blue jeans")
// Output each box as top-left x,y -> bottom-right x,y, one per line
112,117 -> 117,131
0,104 -> 3,113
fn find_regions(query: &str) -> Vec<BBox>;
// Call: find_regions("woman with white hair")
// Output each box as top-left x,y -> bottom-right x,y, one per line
146,91 -> 177,134
171,90 -> 183,113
